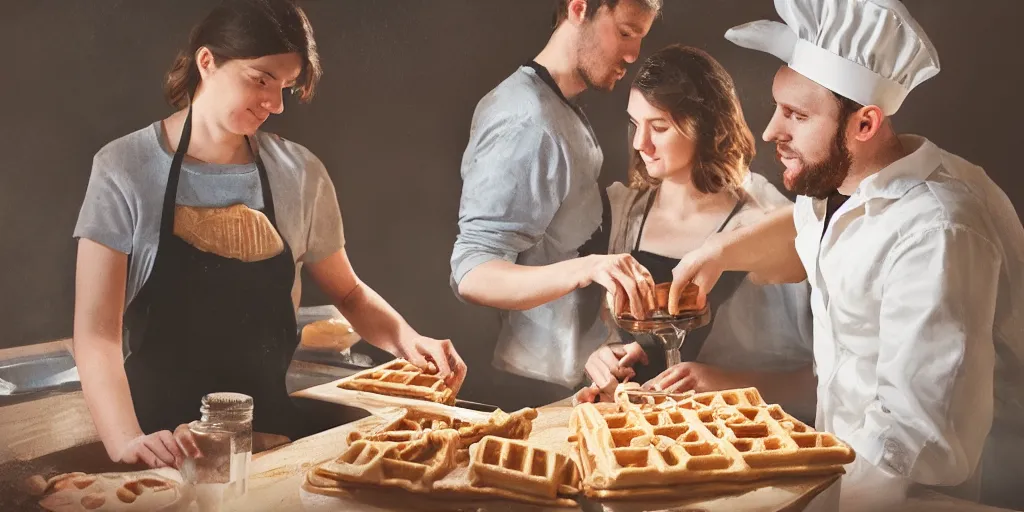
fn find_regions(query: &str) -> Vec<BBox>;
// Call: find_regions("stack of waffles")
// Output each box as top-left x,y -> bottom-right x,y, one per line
335,358 -> 456,405
570,383 -> 856,500
304,406 -> 582,507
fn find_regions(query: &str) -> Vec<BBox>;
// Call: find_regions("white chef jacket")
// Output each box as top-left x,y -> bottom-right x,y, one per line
793,135 -> 1024,509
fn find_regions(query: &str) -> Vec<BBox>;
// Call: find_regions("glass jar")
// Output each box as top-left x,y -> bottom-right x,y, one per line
181,392 -> 253,512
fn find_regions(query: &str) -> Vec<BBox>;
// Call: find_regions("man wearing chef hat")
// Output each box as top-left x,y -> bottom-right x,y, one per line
656,0 -> 1024,509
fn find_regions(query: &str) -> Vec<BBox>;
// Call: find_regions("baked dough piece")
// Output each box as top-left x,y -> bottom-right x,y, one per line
653,282 -> 702,314
37,471 -> 184,512
613,282 -> 703,320
173,204 -> 285,262
301,317 -> 360,352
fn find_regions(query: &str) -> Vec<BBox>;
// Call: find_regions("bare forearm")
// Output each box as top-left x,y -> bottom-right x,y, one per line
457,257 -> 591,310
74,337 -> 143,460
720,205 -> 804,282
329,281 -> 416,353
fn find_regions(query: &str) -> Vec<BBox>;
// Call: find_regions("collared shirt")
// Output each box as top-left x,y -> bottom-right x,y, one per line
792,135 -> 1024,502
450,64 -> 607,388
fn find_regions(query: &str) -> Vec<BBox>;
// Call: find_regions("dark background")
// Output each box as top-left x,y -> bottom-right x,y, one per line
1,1 -> 1021,401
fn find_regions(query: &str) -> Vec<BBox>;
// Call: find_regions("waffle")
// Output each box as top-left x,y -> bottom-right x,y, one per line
614,382 -> 767,411
317,429 -> 462,493
348,407 -> 537,447
335,358 -> 456,405
37,470 -> 184,512
571,384 -> 855,498
462,435 -> 580,501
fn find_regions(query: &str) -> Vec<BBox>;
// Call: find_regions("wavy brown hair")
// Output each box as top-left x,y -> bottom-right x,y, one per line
164,0 -> 322,109
628,44 -> 755,193
552,0 -> 662,28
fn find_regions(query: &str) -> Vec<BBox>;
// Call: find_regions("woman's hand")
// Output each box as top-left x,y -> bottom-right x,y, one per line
115,430 -> 186,469
643,362 -> 746,394
394,336 -> 468,394
584,342 -> 648,394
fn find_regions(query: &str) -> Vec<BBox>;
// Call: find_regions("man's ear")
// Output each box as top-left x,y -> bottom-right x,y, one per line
851,105 -> 886,142
567,0 -> 588,25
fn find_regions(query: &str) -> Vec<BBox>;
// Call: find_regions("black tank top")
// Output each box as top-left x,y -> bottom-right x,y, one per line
601,187 -> 750,384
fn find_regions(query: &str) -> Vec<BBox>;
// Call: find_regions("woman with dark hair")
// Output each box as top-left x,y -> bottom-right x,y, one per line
578,44 -> 814,417
72,0 -> 466,468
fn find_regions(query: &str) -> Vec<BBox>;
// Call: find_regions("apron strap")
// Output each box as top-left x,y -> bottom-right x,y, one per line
247,135 -> 278,226
578,186 -> 612,257
159,103 -> 194,238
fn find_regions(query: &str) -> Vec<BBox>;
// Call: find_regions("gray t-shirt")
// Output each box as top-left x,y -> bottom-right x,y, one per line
450,66 -> 608,388
73,120 -> 345,312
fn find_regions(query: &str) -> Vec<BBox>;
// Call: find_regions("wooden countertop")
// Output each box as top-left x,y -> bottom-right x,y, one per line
0,338 -> 74,361
7,383 -> 1015,511
4,342 -> 1011,511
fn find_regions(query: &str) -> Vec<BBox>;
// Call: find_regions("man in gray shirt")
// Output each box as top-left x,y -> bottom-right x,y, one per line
451,0 -> 661,408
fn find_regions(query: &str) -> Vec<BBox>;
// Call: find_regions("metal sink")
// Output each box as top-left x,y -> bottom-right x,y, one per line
0,353 -> 80,398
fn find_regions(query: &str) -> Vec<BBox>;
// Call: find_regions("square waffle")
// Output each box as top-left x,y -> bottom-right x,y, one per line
570,384 -> 855,498
315,429 -> 462,493
463,435 -> 579,501
335,358 -> 455,405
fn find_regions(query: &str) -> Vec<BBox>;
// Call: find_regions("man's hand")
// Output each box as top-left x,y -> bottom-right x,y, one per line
668,237 -> 725,316
642,362 -> 747,394
579,254 -> 657,320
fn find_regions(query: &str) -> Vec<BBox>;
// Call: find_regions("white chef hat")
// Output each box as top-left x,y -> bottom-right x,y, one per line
725,0 -> 940,115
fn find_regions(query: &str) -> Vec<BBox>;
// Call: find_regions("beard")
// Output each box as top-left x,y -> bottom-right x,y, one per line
575,26 -> 625,92
780,122 -> 853,200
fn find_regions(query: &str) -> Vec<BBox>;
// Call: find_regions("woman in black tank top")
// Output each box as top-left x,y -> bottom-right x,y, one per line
578,45 -> 813,408
625,189 -> 750,384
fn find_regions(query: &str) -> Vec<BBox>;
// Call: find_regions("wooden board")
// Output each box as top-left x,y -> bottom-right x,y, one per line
290,377 -> 492,423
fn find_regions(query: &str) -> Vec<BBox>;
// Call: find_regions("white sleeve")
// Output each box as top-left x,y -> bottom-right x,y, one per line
843,224 -> 998,489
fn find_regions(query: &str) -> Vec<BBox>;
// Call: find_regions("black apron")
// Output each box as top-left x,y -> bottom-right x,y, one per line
624,190 -> 749,384
122,104 -> 310,440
